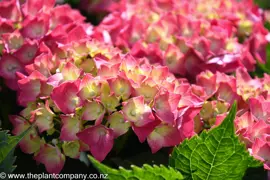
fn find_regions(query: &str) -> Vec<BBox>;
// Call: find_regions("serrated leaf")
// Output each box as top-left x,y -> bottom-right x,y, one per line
0,126 -> 33,173
169,102 -> 262,180
88,155 -> 183,180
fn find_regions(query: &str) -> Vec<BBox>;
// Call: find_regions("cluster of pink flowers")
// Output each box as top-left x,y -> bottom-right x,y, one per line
8,37 -> 208,173
0,0 -> 92,90
94,0 -> 270,77
0,0 -> 269,174
195,68 -> 270,170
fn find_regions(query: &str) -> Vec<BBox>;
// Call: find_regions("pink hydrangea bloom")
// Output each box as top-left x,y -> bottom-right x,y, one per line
94,0 -> 268,77
0,0 -> 91,90
2,0 -> 270,173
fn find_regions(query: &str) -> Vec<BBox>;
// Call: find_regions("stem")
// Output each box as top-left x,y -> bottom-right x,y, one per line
54,118 -> 61,124
105,120 -> 110,127
54,129 -> 61,134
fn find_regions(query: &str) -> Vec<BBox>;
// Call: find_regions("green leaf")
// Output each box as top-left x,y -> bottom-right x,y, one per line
0,126 -> 33,173
254,0 -> 270,9
265,43 -> 270,70
169,102 -> 262,180
88,155 -> 184,180
251,43 -> 270,77
265,22 -> 270,31
64,0 -> 80,6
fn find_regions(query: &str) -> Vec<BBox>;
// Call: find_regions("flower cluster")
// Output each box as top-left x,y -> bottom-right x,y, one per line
195,68 -> 270,170
8,34 -> 209,173
0,0 -> 270,174
0,0 -> 92,90
94,0 -> 270,77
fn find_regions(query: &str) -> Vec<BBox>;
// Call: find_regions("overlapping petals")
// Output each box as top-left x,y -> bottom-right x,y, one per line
2,0 -> 270,174
0,0 -> 90,90
7,36 -> 206,173
94,0 -> 270,77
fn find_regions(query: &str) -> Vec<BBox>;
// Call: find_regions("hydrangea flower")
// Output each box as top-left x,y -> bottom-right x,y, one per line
7,35 -> 206,173
0,0 -> 91,90
93,0 -> 270,77
194,68 -> 270,170
1,0 -> 270,174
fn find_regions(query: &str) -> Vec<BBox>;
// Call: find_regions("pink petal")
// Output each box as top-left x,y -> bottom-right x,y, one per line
34,144 -> 65,174
77,125 -> 114,161
14,40 -> 38,65
153,91 -> 181,125
77,74 -> 108,101
17,71 -> 47,106
241,50 -> 256,71
174,36 -> 191,54
184,49 -> 203,76
21,14 -> 50,39
149,65 -> 169,83
216,81 -> 238,105
0,54 -> 24,80
22,0 -> 55,16
191,85 -> 208,100
205,54 -> 243,73
60,115 -> 81,141
67,26 -> 87,43
9,115 -> 40,154
98,63 -> 121,78
236,68 -> 252,84
196,70 -> 217,97
9,115 -> 29,135
244,120 -> 270,142
51,5 -> 85,29
163,44 -> 185,76
123,96 -> 155,127
0,0 -> 21,21
108,111 -> 131,138
132,120 -> 161,143
177,107 -> 201,140
0,20 -> 14,35
2,31 -> 24,51
252,138 -> 270,170
47,73 -> 63,87
147,124 -> 181,153
194,37 -> 210,59
134,79 -> 159,103
61,62 -> 81,81
19,133 -> 41,154
249,96 -> 270,122
51,80 -> 82,114
177,91 -> 204,109
28,52 -> 57,77
109,75 -> 132,100
29,102 -> 54,133
235,111 -> 254,134
81,101 -> 105,125
214,114 -> 227,127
